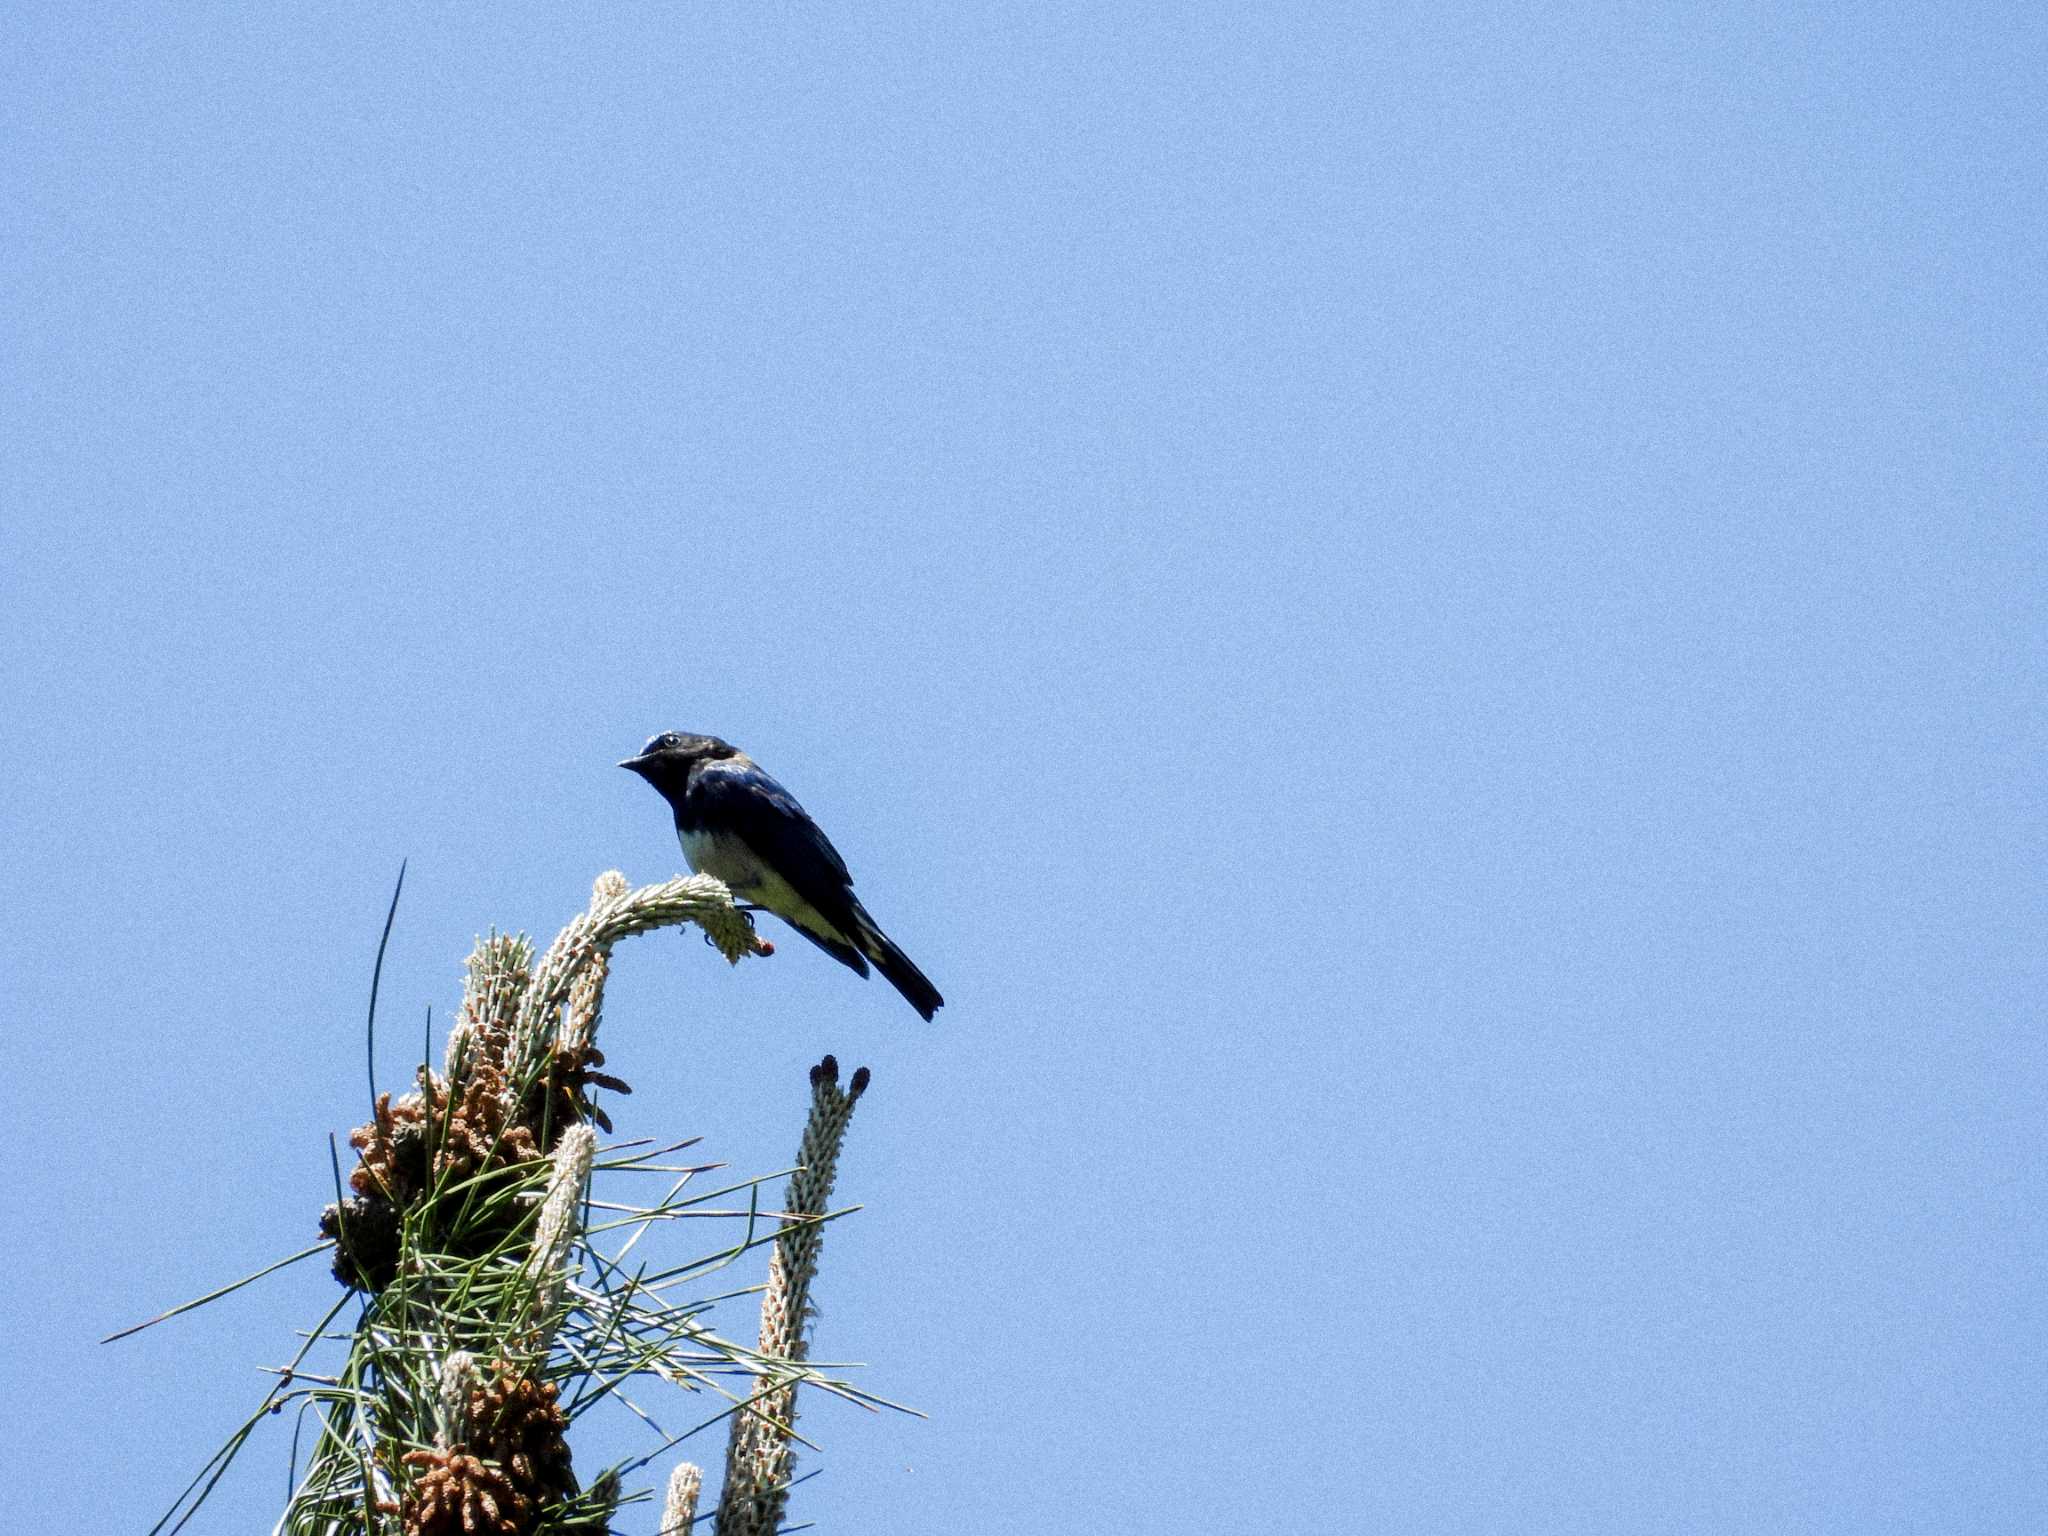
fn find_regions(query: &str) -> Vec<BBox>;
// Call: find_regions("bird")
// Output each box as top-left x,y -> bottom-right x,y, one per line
620,732 -> 944,1020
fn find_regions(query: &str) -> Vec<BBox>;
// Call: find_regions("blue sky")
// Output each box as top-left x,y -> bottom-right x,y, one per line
3,4 -> 2043,1532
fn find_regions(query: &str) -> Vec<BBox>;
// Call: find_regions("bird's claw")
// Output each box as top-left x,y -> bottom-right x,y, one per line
703,908 -> 773,956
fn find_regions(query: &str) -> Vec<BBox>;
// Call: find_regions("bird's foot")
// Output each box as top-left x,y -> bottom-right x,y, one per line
703,908 -> 774,957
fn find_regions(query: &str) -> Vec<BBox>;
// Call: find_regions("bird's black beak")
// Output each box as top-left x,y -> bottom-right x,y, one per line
619,754 -> 654,776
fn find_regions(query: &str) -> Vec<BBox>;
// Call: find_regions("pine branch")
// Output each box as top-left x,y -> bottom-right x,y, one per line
133,867 -> 897,1536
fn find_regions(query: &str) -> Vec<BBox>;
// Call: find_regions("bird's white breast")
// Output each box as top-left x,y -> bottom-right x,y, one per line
679,825 -> 847,945
680,826 -> 763,891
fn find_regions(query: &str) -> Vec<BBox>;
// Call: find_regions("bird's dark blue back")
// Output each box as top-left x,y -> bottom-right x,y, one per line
683,757 -> 860,934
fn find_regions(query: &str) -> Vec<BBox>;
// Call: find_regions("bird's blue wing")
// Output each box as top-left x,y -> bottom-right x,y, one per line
684,760 -> 860,931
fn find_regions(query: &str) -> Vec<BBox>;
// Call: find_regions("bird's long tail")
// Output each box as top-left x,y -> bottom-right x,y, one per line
853,906 -> 944,1021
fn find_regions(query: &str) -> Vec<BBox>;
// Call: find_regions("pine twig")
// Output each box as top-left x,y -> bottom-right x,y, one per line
662,1463 -> 704,1534
715,1057 -> 871,1536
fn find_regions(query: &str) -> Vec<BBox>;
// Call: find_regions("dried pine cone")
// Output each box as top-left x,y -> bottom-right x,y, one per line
432,1062 -> 541,1186
333,972 -> 627,1288
469,1363 -> 576,1509
349,1090 -> 434,1203
319,1193 -> 401,1291
382,1447 -> 532,1536
345,1052 -> 552,1221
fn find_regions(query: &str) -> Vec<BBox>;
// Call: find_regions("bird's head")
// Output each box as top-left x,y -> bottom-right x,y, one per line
619,731 -> 738,791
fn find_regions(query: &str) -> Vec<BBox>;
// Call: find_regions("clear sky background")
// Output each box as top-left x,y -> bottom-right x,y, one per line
4,5 -> 2042,1533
